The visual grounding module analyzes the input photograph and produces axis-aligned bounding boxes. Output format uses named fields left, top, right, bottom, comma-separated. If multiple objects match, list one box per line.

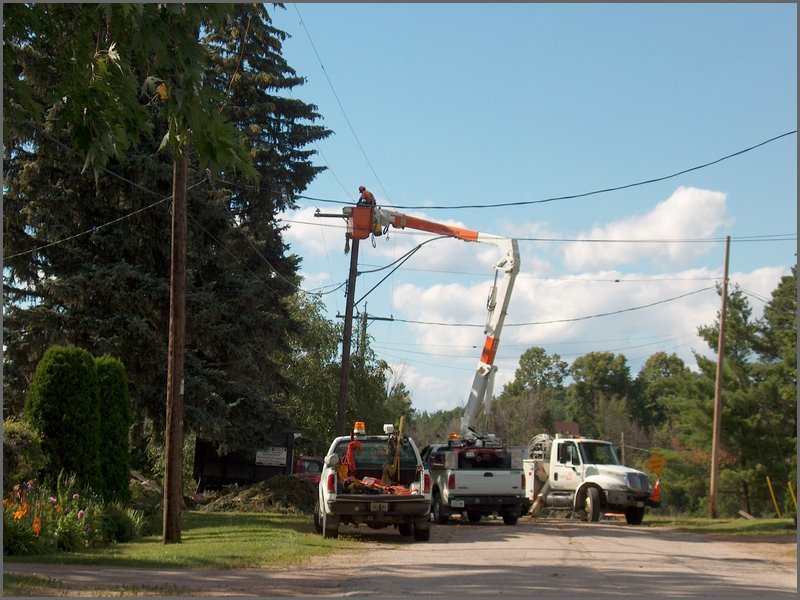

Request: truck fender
left=574, top=482, right=604, bottom=512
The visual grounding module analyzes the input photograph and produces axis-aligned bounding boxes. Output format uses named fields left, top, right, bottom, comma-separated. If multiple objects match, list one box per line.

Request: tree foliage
left=3, top=5, right=331, bottom=458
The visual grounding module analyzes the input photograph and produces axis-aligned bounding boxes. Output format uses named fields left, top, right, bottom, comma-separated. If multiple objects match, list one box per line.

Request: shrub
left=97, top=502, right=143, bottom=544
left=95, top=355, right=133, bottom=502
left=24, top=346, right=102, bottom=494
left=2, top=416, right=46, bottom=496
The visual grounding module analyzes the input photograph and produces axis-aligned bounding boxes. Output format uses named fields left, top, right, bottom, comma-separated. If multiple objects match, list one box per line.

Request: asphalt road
left=4, top=517, right=797, bottom=597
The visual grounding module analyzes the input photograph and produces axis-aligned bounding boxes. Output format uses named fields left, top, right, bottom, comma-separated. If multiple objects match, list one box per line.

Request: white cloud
left=563, top=187, right=734, bottom=271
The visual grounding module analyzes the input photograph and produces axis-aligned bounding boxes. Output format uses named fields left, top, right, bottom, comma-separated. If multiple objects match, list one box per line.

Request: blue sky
left=270, top=3, right=797, bottom=416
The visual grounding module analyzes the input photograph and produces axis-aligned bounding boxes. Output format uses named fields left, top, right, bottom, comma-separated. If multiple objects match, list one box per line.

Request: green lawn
left=3, top=511, right=361, bottom=570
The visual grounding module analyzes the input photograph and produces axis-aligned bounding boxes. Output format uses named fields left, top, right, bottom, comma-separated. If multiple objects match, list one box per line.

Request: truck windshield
left=578, top=442, right=620, bottom=465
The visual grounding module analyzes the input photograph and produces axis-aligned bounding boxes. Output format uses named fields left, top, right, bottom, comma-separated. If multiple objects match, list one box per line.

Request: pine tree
left=3, top=5, right=331, bottom=456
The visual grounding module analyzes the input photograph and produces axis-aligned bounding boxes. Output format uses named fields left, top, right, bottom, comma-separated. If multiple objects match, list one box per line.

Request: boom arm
left=342, top=205, right=520, bottom=439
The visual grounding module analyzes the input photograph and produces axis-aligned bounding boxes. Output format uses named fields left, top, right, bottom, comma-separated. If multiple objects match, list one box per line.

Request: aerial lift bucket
left=348, top=206, right=375, bottom=240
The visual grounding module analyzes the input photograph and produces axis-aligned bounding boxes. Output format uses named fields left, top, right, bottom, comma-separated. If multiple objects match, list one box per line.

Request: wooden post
left=163, top=152, right=188, bottom=543
left=709, top=235, right=730, bottom=519
left=337, top=237, right=360, bottom=436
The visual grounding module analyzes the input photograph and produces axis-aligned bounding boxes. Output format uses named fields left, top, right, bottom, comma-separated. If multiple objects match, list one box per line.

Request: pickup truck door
left=549, top=441, right=582, bottom=491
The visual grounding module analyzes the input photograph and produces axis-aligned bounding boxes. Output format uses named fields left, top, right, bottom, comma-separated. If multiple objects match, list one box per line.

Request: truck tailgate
left=449, top=470, right=524, bottom=496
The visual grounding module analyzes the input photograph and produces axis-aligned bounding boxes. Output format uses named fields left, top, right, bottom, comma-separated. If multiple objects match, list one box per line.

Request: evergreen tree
left=95, top=355, right=133, bottom=502
left=4, top=5, right=331, bottom=455
left=24, top=346, right=102, bottom=493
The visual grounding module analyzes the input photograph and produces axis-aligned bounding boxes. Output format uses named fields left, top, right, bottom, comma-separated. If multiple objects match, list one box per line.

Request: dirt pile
left=197, top=475, right=316, bottom=514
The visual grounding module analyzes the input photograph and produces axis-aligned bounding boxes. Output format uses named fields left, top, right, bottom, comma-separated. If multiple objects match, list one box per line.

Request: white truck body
left=315, top=424, right=432, bottom=541
left=423, top=442, right=530, bottom=525
left=523, top=433, right=658, bottom=525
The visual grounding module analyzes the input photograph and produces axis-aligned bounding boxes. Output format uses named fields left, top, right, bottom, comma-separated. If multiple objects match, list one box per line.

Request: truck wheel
left=585, top=487, right=601, bottom=522
left=432, top=492, right=449, bottom=524
left=414, top=525, right=431, bottom=541
left=502, top=512, right=519, bottom=525
left=625, top=506, right=645, bottom=525
left=398, top=523, right=413, bottom=536
left=322, top=512, right=339, bottom=539
left=467, top=510, right=482, bottom=523
left=313, top=502, right=323, bottom=534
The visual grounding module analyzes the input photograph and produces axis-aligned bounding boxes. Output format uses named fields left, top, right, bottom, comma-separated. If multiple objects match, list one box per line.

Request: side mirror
left=324, top=453, right=340, bottom=466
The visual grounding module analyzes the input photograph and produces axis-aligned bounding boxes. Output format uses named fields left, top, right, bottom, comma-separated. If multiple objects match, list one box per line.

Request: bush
left=2, top=417, right=46, bottom=496
left=97, top=502, right=142, bottom=544
left=95, top=355, right=133, bottom=502
left=24, top=346, right=102, bottom=493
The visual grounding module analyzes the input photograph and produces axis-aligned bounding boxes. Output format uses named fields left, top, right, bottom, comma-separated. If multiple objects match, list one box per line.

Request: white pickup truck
left=314, top=422, right=432, bottom=541
left=421, top=438, right=530, bottom=525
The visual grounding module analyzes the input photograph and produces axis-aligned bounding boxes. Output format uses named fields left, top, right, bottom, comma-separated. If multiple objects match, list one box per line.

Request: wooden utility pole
left=709, top=235, right=731, bottom=519
left=337, top=237, right=360, bottom=436
left=163, top=152, right=189, bottom=543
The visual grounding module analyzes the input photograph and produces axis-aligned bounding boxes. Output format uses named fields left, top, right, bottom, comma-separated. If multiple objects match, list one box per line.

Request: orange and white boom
left=343, top=205, right=520, bottom=440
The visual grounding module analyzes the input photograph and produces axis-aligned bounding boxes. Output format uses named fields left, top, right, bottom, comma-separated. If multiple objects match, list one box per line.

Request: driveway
left=4, top=518, right=796, bottom=597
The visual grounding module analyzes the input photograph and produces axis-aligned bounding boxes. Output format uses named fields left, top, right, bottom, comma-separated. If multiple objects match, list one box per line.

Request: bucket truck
left=320, top=204, right=529, bottom=524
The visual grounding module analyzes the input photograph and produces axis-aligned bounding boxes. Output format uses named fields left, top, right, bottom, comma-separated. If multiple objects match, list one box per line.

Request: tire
left=322, top=511, right=339, bottom=539
left=313, top=502, right=323, bottom=534
left=584, top=487, right=601, bottom=523
left=467, top=510, right=482, bottom=523
left=432, top=492, right=449, bottom=524
left=502, top=512, right=519, bottom=525
left=414, top=525, right=431, bottom=541
left=625, top=506, right=645, bottom=525
left=398, top=523, right=413, bottom=536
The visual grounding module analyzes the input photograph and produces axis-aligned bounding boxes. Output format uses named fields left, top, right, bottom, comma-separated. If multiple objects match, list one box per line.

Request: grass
left=3, top=510, right=361, bottom=570
left=645, top=515, right=797, bottom=537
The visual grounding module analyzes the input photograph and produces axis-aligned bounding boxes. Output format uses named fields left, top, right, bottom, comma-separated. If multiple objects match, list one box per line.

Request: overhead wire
left=295, top=129, right=797, bottom=209
left=385, top=286, right=716, bottom=328
left=293, top=3, right=392, bottom=204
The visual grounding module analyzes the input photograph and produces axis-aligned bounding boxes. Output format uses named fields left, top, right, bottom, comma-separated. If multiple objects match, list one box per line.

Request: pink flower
left=49, top=497, right=57, bottom=504
left=72, top=494, right=80, bottom=500
left=77, top=510, right=85, bottom=519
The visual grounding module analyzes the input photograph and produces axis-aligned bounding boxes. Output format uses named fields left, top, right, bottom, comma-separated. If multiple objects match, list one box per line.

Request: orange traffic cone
left=649, top=479, right=661, bottom=504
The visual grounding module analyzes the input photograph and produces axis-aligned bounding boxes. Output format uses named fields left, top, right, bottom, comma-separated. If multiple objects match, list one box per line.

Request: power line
left=385, top=286, right=716, bottom=328
left=295, top=130, right=797, bottom=209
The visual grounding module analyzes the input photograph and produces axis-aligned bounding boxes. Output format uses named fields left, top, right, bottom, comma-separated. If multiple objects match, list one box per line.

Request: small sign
left=646, top=453, right=667, bottom=474
left=255, top=447, right=287, bottom=467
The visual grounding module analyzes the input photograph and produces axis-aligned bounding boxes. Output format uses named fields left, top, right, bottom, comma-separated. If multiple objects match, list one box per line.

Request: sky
left=269, top=3, right=797, bottom=416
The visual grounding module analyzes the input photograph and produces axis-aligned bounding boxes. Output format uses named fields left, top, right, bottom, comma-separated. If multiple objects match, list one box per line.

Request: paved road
left=4, top=517, right=797, bottom=597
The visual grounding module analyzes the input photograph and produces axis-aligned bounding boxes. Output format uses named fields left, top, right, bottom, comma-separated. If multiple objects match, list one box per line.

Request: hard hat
left=359, top=185, right=366, bottom=192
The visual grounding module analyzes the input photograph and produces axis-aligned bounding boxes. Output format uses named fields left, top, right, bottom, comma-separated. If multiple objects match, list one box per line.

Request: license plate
left=451, top=499, right=465, bottom=508
left=370, top=502, right=388, bottom=511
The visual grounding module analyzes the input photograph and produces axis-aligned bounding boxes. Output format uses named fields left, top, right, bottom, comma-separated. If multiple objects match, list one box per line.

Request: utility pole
left=163, top=152, right=188, bottom=543
left=337, top=237, right=360, bottom=436
left=709, top=235, right=731, bottom=519
left=358, top=303, right=368, bottom=359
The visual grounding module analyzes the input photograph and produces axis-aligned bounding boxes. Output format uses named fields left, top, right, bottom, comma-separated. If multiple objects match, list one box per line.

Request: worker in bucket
left=357, top=185, right=375, bottom=206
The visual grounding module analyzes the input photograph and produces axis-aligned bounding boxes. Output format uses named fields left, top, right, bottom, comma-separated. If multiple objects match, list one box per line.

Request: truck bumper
left=447, top=495, right=531, bottom=515
left=326, top=494, right=430, bottom=524
left=604, top=490, right=651, bottom=509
